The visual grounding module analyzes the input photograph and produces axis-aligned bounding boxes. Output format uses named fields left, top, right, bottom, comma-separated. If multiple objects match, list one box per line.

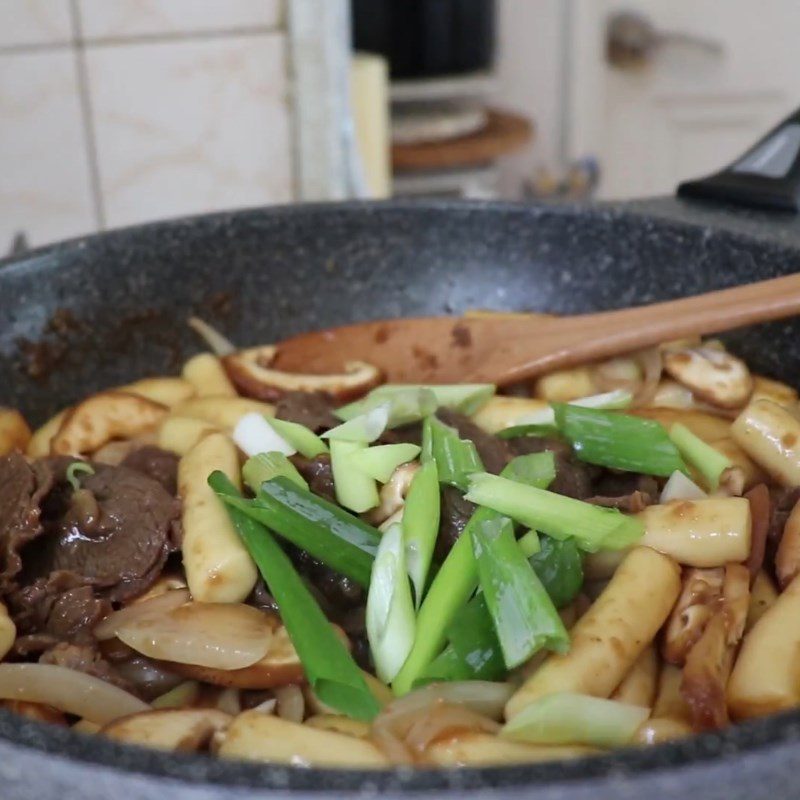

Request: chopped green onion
left=336, top=388, right=438, bottom=428
left=233, top=412, right=294, bottom=456
left=210, top=472, right=380, bottom=721
left=518, top=530, right=541, bottom=557
left=322, top=404, right=390, bottom=443
left=528, top=536, right=584, bottom=608
left=366, top=523, right=416, bottom=683
left=472, top=516, right=569, bottom=669
left=216, top=475, right=378, bottom=587
left=444, top=593, right=505, bottom=680
left=421, top=414, right=484, bottom=492
left=417, top=593, right=505, bottom=685
left=553, top=403, right=686, bottom=477
left=242, top=453, right=308, bottom=492
left=392, top=518, right=480, bottom=695
left=347, top=443, right=421, bottom=483
left=65, top=461, right=94, bottom=491
left=497, top=423, right=559, bottom=440
left=502, top=451, right=556, bottom=489
left=514, top=389, right=634, bottom=427
left=502, top=692, right=649, bottom=747
left=392, top=454, right=548, bottom=694
left=266, top=417, right=328, bottom=458
left=330, top=439, right=379, bottom=513
left=669, top=422, right=732, bottom=491
left=465, top=473, right=644, bottom=552
left=416, top=646, right=473, bottom=685
left=338, top=384, right=496, bottom=422
left=401, top=460, right=440, bottom=606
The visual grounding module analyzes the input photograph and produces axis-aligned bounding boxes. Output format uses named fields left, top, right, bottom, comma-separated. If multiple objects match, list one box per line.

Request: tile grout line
left=0, top=24, right=283, bottom=55
left=69, top=0, right=106, bottom=230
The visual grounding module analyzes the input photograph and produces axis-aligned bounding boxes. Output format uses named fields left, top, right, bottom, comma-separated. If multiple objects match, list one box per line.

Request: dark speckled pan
left=1, top=199, right=800, bottom=799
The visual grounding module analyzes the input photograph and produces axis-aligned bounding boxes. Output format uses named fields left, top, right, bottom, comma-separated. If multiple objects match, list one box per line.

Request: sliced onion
left=252, top=697, right=277, bottom=715
left=116, top=602, right=275, bottom=670
left=187, top=316, right=236, bottom=357
left=592, top=356, right=642, bottom=394
left=632, top=347, right=663, bottom=408
left=660, top=470, right=707, bottom=502
left=95, top=589, right=190, bottom=641
left=404, top=702, right=499, bottom=754
left=216, top=687, right=242, bottom=716
left=0, top=664, right=148, bottom=725
left=275, top=684, right=305, bottom=723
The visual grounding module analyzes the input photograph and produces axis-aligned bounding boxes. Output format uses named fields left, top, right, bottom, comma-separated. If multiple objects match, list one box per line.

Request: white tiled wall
left=0, top=0, right=293, bottom=251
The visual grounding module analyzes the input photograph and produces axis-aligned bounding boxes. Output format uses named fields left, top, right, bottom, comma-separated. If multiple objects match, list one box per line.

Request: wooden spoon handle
left=488, top=272, right=800, bottom=384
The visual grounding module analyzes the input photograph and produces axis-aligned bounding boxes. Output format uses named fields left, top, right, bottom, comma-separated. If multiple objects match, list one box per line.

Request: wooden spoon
left=272, top=273, right=800, bottom=386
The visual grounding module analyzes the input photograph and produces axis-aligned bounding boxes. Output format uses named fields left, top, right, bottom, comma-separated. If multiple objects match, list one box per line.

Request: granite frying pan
left=3, top=187, right=800, bottom=800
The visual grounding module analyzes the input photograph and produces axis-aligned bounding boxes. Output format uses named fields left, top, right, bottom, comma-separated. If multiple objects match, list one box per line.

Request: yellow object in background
left=351, top=53, right=391, bottom=199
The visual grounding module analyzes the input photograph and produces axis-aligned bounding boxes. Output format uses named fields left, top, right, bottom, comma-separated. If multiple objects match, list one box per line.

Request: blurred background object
left=2, top=0, right=799, bottom=250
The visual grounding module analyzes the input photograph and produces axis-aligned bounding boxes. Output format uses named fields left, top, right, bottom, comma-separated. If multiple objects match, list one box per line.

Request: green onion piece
left=445, top=593, right=506, bottom=681
left=336, top=388, right=439, bottom=428
left=323, top=404, right=390, bottom=443
left=366, top=523, right=416, bottom=683
left=502, top=692, right=649, bottom=747
left=421, top=414, right=484, bottom=491
left=210, top=472, right=380, bottom=721
left=217, top=475, right=378, bottom=587
left=514, top=389, right=634, bottom=427
left=528, top=536, right=584, bottom=608
left=502, top=451, right=556, bottom=489
left=553, top=403, right=686, bottom=477
left=266, top=417, right=328, bottom=457
left=392, top=453, right=547, bottom=694
left=330, top=439, right=379, bottom=513
left=465, top=473, right=644, bottom=552
left=669, top=422, right=732, bottom=491
left=392, top=520, right=480, bottom=695
left=518, top=530, right=541, bottom=557
left=337, top=384, right=496, bottom=422
left=402, top=460, right=441, bottom=606
left=65, top=461, right=94, bottom=491
left=242, top=453, right=308, bottom=492
left=416, top=646, right=473, bottom=685
left=347, top=443, right=421, bottom=483
left=472, top=516, right=569, bottom=669
left=416, top=593, right=505, bottom=685
left=497, top=423, right=559, bottom=440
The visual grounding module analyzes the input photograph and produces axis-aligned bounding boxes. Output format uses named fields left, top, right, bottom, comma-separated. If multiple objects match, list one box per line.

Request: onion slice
left=0, top=664, right=148, bottom=724
left=115, top=602, right=275, bottom=670
left=382, top=681, right=513, bottom=723
left=660, top=470, right=707, bottom=503
left=95, top=589, right=190, bottom=641
left=632, top=347, right=663, bottom=407
left=187, top=316, right=236, bottom=357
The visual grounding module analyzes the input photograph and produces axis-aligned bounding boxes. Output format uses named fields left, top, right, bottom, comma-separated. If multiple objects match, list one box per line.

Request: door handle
left=606, top=10, right=724, bottom=70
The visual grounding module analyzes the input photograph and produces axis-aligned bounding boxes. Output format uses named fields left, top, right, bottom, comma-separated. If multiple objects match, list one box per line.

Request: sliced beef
left=39, top=642, right=134, bottom=693
left=769, top=487, right=800, bottom=542
left=586, top=473, right=659, bottom=513
left=121, top=446, right=179, bottom=495
left=275, top=391, right=339, bottom=432
left=436, top=486, right=477, bottom=562
left=0, top=454, right=52, bottom=592
left=436, top=409, right=510, bottom=474
left=247, top=578, right=280, bottom=615
left=291, top=454, right=336, bottom=502
left=287, top=546, right=364, bottom=612
left=25, top=464, right=180, bottom=602
left=507, top=434, right=598, bottom=499
left=380, top=421, right=423, bottom=447
left=10, top=570, right=111, bottom=654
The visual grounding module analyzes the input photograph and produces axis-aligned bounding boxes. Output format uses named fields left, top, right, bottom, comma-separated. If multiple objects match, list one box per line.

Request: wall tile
left=0, top=0, right=73, bottom=49
left=79, top=0, right=282, bottom=40
left=85, top=34, right=292, bottom=229
left=0, top=50, right=95, bottom=249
